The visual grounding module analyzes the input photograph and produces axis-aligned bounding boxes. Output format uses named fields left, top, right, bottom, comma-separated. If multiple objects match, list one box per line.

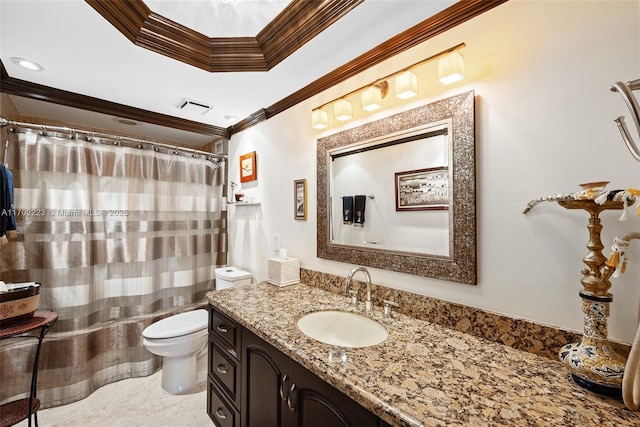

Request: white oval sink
left=297, top=310, right=388, bottom=348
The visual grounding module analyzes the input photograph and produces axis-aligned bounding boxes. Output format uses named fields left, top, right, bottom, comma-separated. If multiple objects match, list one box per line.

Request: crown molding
left=229, top=109, right=268, bottom=135
left=0, top=65, right=229, bottom=138
left=86, top=0, right=364, bottom=72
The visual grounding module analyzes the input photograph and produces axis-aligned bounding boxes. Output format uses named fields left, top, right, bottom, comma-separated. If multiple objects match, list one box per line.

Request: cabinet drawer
left=208, top=378, right=239, bottom=427
left=210, top=307, right=240, bottom=359
left=210, top=343, right=238, bottom=400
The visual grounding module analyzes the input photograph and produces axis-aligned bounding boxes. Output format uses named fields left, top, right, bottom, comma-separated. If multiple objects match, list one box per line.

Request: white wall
left=228, top=0, right=640, bottom=343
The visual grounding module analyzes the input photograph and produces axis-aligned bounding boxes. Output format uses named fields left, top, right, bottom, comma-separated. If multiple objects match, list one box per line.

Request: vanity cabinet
left=208, top=306, right=390, bottom=427
left=208, top=308, right=242, bottom=427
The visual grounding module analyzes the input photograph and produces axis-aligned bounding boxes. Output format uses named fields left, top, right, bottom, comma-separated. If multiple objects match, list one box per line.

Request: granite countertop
left=207, top=282, right=640, bottom=427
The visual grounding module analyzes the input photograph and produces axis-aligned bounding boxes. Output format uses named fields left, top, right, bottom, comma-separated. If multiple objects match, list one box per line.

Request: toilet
left=142, top=309, right=209, bottom=394
left=215, top=266, right=252, bottom=290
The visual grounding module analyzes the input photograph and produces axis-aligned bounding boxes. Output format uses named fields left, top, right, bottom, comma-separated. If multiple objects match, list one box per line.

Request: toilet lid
left=143, top=309, right=208, bottom=339
left=215, top=267, right=251, bottom=281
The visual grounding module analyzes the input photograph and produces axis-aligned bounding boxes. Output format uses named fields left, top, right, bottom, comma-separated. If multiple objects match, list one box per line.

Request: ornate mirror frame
left=316, top=90, right=476, bottom=285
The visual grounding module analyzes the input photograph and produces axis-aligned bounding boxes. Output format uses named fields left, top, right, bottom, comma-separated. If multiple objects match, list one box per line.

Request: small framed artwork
left=395, top=167, right=449, bottom=211
left=294, top=179, right=307, bottom=220
left=240, top=151, right=256, bottom=182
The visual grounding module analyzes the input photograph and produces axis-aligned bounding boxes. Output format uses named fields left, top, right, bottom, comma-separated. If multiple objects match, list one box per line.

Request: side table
left=0, top=311, right=57, bottom=427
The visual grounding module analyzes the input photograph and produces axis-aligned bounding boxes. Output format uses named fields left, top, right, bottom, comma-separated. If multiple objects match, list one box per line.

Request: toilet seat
left=143, top=328, right=208, bottom=347
left=143, top=309, right=208, bottom=339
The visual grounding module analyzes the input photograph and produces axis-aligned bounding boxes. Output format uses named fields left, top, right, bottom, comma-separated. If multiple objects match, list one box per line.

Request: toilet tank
left=215, top=267, right=251, bottom=290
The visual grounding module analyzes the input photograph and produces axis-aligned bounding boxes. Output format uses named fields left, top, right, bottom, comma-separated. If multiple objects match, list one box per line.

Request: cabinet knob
left=216, top=364, right=228, bottom=374
left=216, top=325, right=228, bottom=333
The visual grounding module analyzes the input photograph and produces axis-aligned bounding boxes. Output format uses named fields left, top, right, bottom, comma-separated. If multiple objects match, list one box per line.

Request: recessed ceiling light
left=224, top=115, right=240, bottom=124
left=113, top=117, right=138, bottom=126
left=10, top=57, right=44, bottom=71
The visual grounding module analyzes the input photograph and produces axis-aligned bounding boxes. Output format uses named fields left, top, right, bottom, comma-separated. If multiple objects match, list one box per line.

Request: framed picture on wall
left=294, top=179, right=307, bottom=220
left=240, top=151, right=256, bottom=182
left=395, top=167, right=449, bottom=211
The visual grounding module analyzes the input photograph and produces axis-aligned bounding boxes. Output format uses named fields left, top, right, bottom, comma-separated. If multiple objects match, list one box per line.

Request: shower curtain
left=0, top=130, right=227, bottom=407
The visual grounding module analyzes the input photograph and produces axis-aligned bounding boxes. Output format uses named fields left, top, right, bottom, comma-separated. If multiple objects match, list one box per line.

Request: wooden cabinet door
left=242, top=329, right=290, bottom=427
left=287, top=360, right=379, bottom=427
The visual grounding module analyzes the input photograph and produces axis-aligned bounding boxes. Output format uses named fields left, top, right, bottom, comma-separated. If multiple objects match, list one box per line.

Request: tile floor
left=14, top=371, right=211, bottom=427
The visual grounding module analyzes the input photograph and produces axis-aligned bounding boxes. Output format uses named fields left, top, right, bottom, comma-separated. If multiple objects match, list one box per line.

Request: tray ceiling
left=144, top=0, right=291, bottom=37
left=86, top=0, right=364, bottom=72
left=0, top=0, right=505, bottom=146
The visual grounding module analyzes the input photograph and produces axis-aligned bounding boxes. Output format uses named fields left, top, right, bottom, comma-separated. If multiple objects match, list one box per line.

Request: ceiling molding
left=86, top=0, right=364, bottom=72
left=229, top=109, right=269, bottom=135
left=0, top=60, right=8, bottom=79
left=0, top=61, right=229, bottom=139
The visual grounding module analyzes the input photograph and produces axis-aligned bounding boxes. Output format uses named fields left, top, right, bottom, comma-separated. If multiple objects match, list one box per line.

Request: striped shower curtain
left=0, top=130, right=227, bottom=407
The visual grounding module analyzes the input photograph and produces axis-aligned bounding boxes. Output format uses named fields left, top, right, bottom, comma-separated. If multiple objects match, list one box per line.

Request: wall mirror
left=317, top=91, right=476, bottom=285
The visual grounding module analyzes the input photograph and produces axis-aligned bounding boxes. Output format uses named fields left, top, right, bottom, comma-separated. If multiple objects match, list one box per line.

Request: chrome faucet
left=344, top=266, right=373, bottom=311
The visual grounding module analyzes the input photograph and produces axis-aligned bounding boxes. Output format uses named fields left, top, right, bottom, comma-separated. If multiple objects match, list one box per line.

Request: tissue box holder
left=267, top=258, right=300, bottom=287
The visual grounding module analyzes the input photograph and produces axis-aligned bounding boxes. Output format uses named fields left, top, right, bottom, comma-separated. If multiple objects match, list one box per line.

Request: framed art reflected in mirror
left=395, top=167, right=449, bottom=211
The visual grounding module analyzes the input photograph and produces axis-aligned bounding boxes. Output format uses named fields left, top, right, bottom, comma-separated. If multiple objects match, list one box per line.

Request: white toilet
left=142, top=309, right=209, bottom=394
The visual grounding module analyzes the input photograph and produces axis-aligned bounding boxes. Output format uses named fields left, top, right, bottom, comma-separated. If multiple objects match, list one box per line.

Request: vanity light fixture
left=311, top=109, right=329, bottom=129
left=361, top=86, right=383, bottom=111
left=394, top=70, right=418, bottom=100
left=310, top=42, right=466, bottom=129
left=334, top=99, right=353, bottom=121
left=438, top=51, right=465, bottom=85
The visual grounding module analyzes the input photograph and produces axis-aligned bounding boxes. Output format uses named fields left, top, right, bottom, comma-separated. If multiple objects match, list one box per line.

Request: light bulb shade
left=361, top=86, right=383, bottom=111
left=395, top=71, right=418, bottom=100
left=334, top=99, right=353, bottom=121
left=311, top=109, right=329, bottom=129
left=438, top=51, right=464, bottom=85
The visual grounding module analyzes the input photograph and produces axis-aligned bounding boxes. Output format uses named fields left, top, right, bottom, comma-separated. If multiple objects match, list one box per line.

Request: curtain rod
left=0, top=117, right=227, bottom=162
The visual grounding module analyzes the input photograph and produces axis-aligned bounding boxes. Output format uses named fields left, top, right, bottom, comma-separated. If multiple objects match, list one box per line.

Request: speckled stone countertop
left=207, top=283, right=640, bottom=427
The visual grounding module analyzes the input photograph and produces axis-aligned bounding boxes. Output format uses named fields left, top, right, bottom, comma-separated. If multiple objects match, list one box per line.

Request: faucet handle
left=383, top=300, right=400, bottom=318
left=349, top=290, right=358, bottom=306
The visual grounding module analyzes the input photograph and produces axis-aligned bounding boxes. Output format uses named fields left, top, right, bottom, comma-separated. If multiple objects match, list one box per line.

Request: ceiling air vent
left=178, top=98, right=212, bottom=115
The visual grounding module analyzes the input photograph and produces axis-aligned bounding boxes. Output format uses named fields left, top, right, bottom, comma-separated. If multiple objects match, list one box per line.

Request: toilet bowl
left=142, top=309, right=209, bottom=394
